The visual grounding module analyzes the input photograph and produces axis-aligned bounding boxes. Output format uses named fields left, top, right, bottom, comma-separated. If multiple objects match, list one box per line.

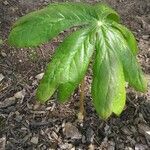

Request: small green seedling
left=8, top=3, right=147, bottom=119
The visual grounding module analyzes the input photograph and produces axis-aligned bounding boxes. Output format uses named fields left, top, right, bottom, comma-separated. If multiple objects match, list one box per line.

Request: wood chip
left=0, top=74, right=4, bottom=82
left=14, top=89, right=25, bottom=99
left=0, top=136, right=6, bottom=150
left=138, top=123, right=150, bottom=140
left=0, top=97, right=17, bottom=108
left=35, top=73, right=44, bottom=80
left=30, top=136, right=39, bottom=144
left=63, top=122, right=82, bottom=139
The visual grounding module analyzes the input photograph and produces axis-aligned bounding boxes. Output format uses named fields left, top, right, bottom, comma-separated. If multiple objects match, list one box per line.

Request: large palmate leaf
left=8, top=3, right=96, bottom=47
left=8, top=2, right=147, bottom=119
left=36, top=27, right=96, bottom=102
left=92, top=28, right=126, bottom=119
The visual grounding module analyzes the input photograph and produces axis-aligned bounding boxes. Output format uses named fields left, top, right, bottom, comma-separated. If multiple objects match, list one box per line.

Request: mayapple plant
left=8, top=3, right=147, bottom=119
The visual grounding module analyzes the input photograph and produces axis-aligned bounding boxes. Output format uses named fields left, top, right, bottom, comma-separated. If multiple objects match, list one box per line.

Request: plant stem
left=78, top=78, right=85, bottom=120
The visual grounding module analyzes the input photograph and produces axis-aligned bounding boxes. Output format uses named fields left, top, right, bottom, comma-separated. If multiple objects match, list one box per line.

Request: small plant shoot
left=8, top=3, right=147, bottom=119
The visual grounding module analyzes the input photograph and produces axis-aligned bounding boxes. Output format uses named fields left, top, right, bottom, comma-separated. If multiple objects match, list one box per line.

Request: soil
left=0, top=0, right=150, bottom=150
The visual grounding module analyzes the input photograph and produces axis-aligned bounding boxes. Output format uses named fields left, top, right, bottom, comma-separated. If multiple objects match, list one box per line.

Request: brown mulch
left=0, top=0, right=150, bottom=149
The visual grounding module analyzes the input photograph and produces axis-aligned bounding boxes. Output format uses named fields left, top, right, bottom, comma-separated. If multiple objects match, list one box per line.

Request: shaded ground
left=0, top=0, right=150, bottom=149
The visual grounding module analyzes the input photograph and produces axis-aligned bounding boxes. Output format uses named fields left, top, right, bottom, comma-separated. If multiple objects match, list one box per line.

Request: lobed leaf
left=105, top=26, right=147, bottom=92
left=8, top=3, right=96, bottom=47
left=92, top=28, right=126, bottom=119
left=112, top=22, right=138, bottom=55
left=36, top=27, right=96, bottom=102
left=58, top=28, right=96, bottom=102
left=94, top=3, right=120, bottom=22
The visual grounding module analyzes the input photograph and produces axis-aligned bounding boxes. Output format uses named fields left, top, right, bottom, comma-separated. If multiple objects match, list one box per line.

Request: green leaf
left=8, top=3, right=96, bottom=47
left=58, top=82, right=78, bottom=102
left=36, top=27, right=95, bottom=102
left=58, top=28, right=96, bottom=102
left=105, top=27, right=147, bottom=92
left=112, top=22, right=138, bottom=55
left=94, top=3, right=120, bottom=22
left=92, top=28, right=126, bottom=119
